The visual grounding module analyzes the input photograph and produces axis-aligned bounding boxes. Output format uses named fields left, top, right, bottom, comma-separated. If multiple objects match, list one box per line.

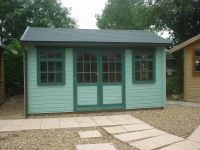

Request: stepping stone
left=107, top=115, right=133, bottom=125
left=187, top=125, right=200, bottom=143
left=104, top=126, right=127, bottom=134
left=122, top=124, right=153, bottom=132
left=76, top=143, right=117, bottom=150
left=160, top=140, right=200, bottom=150
left=114, top=129, right=167, bottom=142
left=130, top=134, right=184, bottom=150
left=78, top=130, right=102, bottom=138
left=75, top=117, right=98, bottom=127
left=40, top=118, right=60, bottom=129
left=123, top=115, right=144, bottom=124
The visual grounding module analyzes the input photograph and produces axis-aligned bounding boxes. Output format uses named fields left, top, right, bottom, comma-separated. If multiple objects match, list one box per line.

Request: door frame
left=73, top=48, right=126, bottom=112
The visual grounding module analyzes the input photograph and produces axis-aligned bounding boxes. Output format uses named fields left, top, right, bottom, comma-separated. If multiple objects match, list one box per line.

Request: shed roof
left=170, top=34, right=200, bottom=53
left=20, top=27, right=171, bottom=47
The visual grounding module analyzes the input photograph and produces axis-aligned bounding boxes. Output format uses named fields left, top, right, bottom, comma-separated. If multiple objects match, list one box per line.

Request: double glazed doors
left=74, top=49, right=125, bottom=111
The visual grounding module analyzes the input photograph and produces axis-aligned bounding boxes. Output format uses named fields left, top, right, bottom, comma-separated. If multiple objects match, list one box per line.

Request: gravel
left=0, top=127, right=136, bottom=150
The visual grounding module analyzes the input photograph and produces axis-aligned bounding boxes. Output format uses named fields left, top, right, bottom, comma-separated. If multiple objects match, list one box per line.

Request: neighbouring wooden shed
left=170, top=34, right=200, bottom=102
left=21, top=27, right=171, bottom=115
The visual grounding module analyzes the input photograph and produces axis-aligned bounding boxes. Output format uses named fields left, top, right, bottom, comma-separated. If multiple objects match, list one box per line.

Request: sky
left=61, top=0, right=108, bottom=29
left=61, top=0, right=169, bottom=39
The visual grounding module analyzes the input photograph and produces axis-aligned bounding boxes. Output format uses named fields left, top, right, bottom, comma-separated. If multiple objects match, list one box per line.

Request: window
left=102, top=52, right=122, bottom=83
left=38, top=49, right=65, bottom=84
left=133, top=50, right=155, bottom=83
left=193, top=49, right=200, bottom=75
left=76, top=51, right=98, bottom=83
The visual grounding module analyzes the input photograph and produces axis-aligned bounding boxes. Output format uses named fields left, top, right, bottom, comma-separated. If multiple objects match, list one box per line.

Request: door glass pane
left=109, top=62, right=115, bottom=72
left=55, top=51, right=62, bottom=58
left=56, top=61, right=62, bottom=71
left=84, top=62, right=90, bottom=72
left=109, top=73, right=115, bottom=82
left=48, top=51, right=55, bottom=58
left=77, top=52, right=84, bottom=61
left=103, top=73, right=108, bottom=82
left=102, top=62, right=108, bottom=72
left=84, top=73, right=90, bottom=82
left=84, top=52, right=90, bottom=61
left=77, top=73, right=83, bottom=82
left=77, top=62, right=83, bottom=72
left=91, top=73, right=97, bottom=82
left=91, top=62, right=97, bottom=72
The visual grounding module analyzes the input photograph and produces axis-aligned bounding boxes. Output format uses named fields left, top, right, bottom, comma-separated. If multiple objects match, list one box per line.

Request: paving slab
left=130, top=134, right=184, bottom=150
left=78, top=130, right=102, bottom=138
left=0, top=119, right=24, bottom=126
left=160, top=140, right=200, bottom=150
left=107, top=115, right=133, bottom=125
left=123, top=115, right=144, bottom=124
left=0, top=125, right=21, bottom=132
left=40, top=118, right=60, bottom=129
left=59, top=118, right=79, bottom=128
left=76, top=143, right=117, bottom=150
left=114, top=129, right=167, bottom=142
left=92, top=116, right=115, bottom=126
left=187, top=125, right=200, bottom=143
left=20, top=119, right=42, bottom=130
left=104, top=126, right=127, bottom=134
left=122, top=124, right=153, bottom=132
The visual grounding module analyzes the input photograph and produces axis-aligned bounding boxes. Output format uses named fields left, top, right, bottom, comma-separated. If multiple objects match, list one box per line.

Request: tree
left=96, top=0, right=153, bottom=30
left=0, top=0, right=76, bottom=42
left=149, top=0, right=200, bottom=43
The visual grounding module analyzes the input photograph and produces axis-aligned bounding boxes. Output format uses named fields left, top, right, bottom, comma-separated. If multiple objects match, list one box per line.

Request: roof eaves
left=170, top=34, right=200, bottom=53
left=20, top=26, right=30, bottom=41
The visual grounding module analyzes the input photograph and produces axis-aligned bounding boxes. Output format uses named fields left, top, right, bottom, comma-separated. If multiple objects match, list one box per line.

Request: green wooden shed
left=21, top=27, right=170, bottom=115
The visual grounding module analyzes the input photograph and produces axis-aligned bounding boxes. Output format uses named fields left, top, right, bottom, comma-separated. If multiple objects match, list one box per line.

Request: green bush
left=4, top=39, right=24, bottom=96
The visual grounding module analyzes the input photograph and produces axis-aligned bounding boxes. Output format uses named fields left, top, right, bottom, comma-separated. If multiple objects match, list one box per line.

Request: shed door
left=74, top=49, right=125, bottom=111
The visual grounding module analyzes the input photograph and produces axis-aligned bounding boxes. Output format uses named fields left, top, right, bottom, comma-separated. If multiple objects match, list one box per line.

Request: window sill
left=132, top=81, right=156, bottom=84
left=37, top=82, right=65, bottom=86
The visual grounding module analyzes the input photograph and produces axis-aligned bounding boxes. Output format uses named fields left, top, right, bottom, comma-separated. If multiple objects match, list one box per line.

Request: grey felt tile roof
left=21, top=27, right=171, bottom=46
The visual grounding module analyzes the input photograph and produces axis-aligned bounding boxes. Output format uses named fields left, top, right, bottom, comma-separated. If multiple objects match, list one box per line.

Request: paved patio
left=0, top=114, right=200, bottom=150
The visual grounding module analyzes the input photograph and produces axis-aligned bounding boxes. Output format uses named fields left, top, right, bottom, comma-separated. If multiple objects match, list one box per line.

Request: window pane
left=135, top=51, right=153, bottom=58
left=141, top=61, right=148, bottom=72
left=48, top=62, right=54, bottom=72
left=41, top=73, right=47, bottom=83
left=56, top=73, right=62, bottom=82
left=55, top=51, right=62, bottom=58
left=116, top=73, right=122, bottom=82
left=77, top=52, right=84, bottom=61
left=40, top=62, right=47, bottom=72
left=77, top=73, right=83, bottom=83
left=91, top=54, right=96, bottom=61
left=135, top=61, right=140, bottom=71
left=91, top=73, right=97, bottom=82
left=56, top=61, right=62, bottom=71
left=84, top=62, right=90, bottom=72
left=109, top=62, right=115, bottom=72
left=141, top=72, right=148, bottom=80
left=102, top=55, right=108, bottom=61
left=116, top=54, right=121, bottom=61
left=48, top=51, right=55, bottom=58
left=195, top=49, right=200, bottom=56
left=48, top=73, right=55, bottom=82
left=109, top=55, right=115, bottom=61
left=116, top=62, right=122, bottom=72
left=148, top=61, right=153, bottom=71
left=102, top=62, right=108, bottom=72
left=77, top=62, right=83, bottom=72
left=84, top=52, right=90, bottom=61
left=195, top=60, right=200, bottom=71
left=84, top=73, right=90, bottom=82
left=103, top=73, right=108, bottom=82
left=109, top=73, right=115, bottom=82
left=40, top=51, right=47, bottom=58
left=148, top=71, right=153, bottom=80
left=91, top=62, right=97, bottom=72
left=135, top=72, right=141, bottom=81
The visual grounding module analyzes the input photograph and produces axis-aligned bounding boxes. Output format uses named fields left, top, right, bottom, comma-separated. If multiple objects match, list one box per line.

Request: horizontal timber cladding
left=184, top=39, right=200, bottom=102
left=27, top=47, right=74, bottom=114
left=125, top=48, right=166, bottom=109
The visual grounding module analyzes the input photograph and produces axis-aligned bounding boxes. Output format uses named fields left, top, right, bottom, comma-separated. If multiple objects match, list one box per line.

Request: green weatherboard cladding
left=27, top=47, right=166, bottom=114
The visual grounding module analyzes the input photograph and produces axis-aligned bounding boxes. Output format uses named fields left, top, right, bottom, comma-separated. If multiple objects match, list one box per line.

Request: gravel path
left=0, top=98, right=200, bottom=138
left=0, top=127, right=136, bottom=150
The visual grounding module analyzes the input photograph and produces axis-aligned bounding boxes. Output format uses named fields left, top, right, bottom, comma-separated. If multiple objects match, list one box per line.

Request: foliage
left=4, top=39, right=24, bottom=95
left=96, top=0, right=153, bottom=30
left=0, top=0, right=76, bottom=42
